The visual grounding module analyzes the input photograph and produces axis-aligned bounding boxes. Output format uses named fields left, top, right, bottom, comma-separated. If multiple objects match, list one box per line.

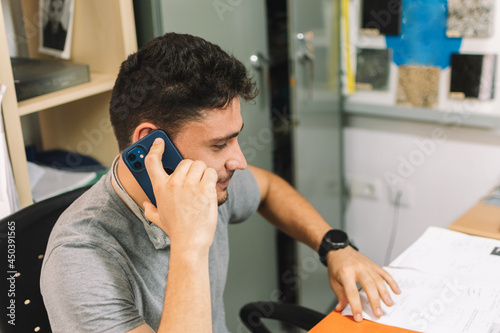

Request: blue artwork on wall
left=385, top=0, right=462, bottom=69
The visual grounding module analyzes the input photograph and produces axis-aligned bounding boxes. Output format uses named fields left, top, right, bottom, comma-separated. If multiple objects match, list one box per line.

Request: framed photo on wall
left=38, top=0, right=75, bottom=59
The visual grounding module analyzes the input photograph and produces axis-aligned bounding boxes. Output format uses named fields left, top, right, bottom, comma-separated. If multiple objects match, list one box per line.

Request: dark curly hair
left=110, top=32, right=258, bottom=151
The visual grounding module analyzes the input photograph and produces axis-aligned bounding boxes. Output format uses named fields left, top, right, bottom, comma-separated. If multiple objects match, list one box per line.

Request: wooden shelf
left=0, top=0, right=137, bottom=208
left=343, top=100, right=500, bottom=129
left=18, top=72, right=116, bottom=116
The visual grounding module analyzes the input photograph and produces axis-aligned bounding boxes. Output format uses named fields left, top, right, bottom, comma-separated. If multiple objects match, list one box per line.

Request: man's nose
left=226, top=142, right=248, bottom=171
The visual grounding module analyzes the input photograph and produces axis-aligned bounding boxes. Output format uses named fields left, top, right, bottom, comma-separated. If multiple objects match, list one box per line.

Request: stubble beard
left=218, top=193, right=229, bottom=206
left=217, top=170, right=235, bottom=206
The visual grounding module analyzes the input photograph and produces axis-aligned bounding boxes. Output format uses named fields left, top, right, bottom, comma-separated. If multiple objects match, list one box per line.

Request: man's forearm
left=157, top=246, right=212, bottom=332
left=142, top=144, right=218, bottom=332
left=251, top=166, right=401, bottom=322
left=251, top=166, right=331, bottom=251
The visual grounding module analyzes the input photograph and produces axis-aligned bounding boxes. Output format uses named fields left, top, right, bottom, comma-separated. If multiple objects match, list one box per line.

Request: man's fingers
left=379, top=267, right=401, bottom=295
left=359, top=274, right=384, bottom=318
left=330, top=280, right=348, bottom=312
left=201, top=167, right=218, bottom=189
left=184, top=160, right=210, bottom=185
left=373, top=277, right=395, bottom=307
left=143, top=201, right=160, bottom=224
left=184, top=162, right=217, bottom=200
left=372, top=268, right=400, bottom=307
left=341, top=278, right=363, bottom=322
left=144, top=137, right=168, bottom=186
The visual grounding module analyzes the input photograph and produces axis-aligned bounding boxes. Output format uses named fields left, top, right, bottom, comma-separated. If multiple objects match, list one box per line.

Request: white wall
left=343, top=115, right=500, bottom=266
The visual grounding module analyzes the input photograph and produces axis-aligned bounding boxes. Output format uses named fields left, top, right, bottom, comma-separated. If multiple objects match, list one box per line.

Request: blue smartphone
left=121, top=130, right=183, bottom=206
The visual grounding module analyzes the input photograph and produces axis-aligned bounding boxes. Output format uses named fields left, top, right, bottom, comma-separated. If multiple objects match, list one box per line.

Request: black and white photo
left=39, top=0, right=74, bottom=59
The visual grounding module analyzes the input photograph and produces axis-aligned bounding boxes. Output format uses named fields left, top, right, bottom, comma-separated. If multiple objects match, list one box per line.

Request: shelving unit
left=0, top=0, right=137, bottom=208
left=343, top=100, right=500, bottom=129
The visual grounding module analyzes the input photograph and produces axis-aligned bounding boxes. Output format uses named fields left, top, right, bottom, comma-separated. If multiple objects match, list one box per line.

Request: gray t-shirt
left=40, top=161, right=260, bottom=333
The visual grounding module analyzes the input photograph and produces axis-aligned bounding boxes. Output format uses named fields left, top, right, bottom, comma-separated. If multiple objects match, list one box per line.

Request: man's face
left=48, top=0, right=64, bottom=24
left=172, top=98, right=248, bottom=205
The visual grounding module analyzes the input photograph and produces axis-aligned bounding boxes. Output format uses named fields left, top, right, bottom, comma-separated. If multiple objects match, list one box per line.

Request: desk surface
left=310, top=192, right=500, bottom=332
left=449, top=200, right=500, bottom=240
left=309, top=311, right=418, bottom=332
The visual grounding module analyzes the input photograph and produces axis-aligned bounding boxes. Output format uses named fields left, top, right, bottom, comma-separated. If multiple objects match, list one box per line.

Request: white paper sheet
left=342, top=227, right=500, bottom=333
left=390, top=227, right=500, bottom=288
left=27, top=162, right=96, bottom=202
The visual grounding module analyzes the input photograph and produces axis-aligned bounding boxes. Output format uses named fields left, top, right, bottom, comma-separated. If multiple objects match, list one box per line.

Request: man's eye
left=213, top=143, right=227, bottom=150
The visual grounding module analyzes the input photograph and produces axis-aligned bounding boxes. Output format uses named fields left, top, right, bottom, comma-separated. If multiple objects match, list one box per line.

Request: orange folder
left=309, top=311, right=420, bottom=333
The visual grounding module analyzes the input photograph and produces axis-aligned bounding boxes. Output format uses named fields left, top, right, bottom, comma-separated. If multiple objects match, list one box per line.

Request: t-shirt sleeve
left=40, top=242, right=145, bottom=333
left=226, top=167, right=261, bottom=224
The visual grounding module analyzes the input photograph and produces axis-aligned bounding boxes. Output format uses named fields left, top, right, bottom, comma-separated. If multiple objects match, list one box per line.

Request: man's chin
left=217, top=191, right=228, bottom=206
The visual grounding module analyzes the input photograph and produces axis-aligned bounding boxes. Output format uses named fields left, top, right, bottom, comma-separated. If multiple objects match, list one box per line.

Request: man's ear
left=132, top=122, right=159, bottom=142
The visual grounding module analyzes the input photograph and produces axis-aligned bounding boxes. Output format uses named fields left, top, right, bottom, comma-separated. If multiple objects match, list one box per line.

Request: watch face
left=319, top=229, right=351, bottom=266
left=327, top=230, right=348, bottom=244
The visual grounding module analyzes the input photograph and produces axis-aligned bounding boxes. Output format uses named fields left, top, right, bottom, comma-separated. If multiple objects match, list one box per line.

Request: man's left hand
left=326, top=246, right=401, bottom=322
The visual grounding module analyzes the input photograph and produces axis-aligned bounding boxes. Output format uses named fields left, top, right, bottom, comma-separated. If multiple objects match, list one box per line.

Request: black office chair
left=0, top=186, right=91, bottom=333
left=239, top=301, right=327, bottom=332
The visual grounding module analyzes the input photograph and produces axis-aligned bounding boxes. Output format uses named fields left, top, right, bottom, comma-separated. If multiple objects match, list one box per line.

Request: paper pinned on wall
left=0, top=84, right=21, bottom=219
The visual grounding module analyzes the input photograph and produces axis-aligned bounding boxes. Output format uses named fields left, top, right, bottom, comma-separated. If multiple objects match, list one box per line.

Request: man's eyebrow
left=209, top=123, right=245, bottom=143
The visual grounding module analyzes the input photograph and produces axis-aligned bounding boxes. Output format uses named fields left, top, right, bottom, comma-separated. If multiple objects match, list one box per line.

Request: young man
left=41, top=33, right=400, bottom=332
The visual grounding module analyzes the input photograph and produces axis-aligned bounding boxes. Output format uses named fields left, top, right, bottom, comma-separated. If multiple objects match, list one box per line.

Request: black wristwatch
left=318, top=229, right=356, bottom=267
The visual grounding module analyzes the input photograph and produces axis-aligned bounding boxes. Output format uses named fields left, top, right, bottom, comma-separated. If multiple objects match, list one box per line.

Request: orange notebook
left=309, top=311, right=420, bottom=333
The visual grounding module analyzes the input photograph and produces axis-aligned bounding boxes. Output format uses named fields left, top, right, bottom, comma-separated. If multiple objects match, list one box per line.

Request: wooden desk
left=310, top=192, right=500, bottom=332
left=449, top=197, right=500, bottom=240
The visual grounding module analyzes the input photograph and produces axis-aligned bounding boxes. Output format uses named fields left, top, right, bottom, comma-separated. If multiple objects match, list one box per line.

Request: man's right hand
left=140, top=137, right=217, bottom=332
left=142, top=137, right=219, bottom=252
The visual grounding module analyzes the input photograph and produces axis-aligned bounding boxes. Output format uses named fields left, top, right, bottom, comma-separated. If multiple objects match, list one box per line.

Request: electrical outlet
left=347, top=176, right=382, bottom=200
left=388, top=182, right=415, bottom=207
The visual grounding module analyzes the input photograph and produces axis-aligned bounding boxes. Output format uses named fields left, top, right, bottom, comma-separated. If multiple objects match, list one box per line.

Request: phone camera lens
left=128, top=153, right=136, bottom=161
left=133, top=161, right=142, bottom=169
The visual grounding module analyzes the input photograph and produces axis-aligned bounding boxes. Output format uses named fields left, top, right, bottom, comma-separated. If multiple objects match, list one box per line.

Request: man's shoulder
left=231, top=167, right=257, bottom=186
left=227, top=167, right=259, bottom=203
left=58, top=174, right=117, bottom=224
left=47, top=174, right=134, bottom=250
left=223, top=167, right=260, bottom=224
